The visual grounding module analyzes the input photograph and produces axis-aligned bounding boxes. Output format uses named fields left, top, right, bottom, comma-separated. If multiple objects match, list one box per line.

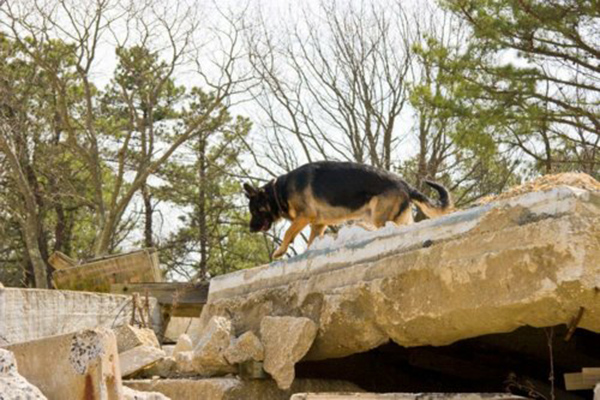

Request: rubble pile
left=0, top=173, right=599, bottom=399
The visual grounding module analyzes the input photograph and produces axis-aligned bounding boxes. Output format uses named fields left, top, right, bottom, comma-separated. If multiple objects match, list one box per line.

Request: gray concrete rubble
left=123, top=377, right=362, bottom=400
left=0, top=288, right=162, bottom=345
left=290, top=394, right=526, bottom=400
left=224, top=331, right=264, bottom=365
left=0, top=348, right=47, bottom=399
left=261, top=316, right=318, bottom=389
left=191, top=316, right=236, bottom=376
left=115, top=324, right=161, bottom=353
left=123, top=385, right=172, bottom=400
left=200, top=186, right=600, bottom=361
left=172, top=334, right=193, bottom=357
left=4, top=328, right=123, bottom=399
left=120, top=345, right=166, bottom=377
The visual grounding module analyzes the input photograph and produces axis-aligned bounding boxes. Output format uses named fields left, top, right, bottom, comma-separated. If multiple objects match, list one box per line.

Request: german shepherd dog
left=244, top=161, right=452, bottom=259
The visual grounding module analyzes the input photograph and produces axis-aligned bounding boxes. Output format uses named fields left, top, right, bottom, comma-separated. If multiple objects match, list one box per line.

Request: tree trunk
left=21, top=216, right=48, bottom=289
left=198, top=135, right=208, bottom=280
left=142, top=183, right=154, bottom=248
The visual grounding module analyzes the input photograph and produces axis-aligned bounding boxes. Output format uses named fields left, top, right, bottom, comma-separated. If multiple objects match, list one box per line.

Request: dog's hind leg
left=273, top=218, right=309, bottom=259
left=394, top=204, right=414, bottom=226
left=307, top=224, right=327, bottom=248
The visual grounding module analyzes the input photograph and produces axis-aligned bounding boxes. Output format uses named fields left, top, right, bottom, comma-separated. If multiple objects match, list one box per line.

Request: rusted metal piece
left=564, top=306, right=585, bottom=342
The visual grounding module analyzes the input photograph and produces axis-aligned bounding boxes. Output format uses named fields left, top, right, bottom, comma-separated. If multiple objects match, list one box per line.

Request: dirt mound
left=478, top=172, right=600, bottom=204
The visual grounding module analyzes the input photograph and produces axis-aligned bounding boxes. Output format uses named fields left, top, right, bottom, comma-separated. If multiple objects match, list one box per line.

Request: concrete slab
left=120, top=345, right=166, bottom=377
left=0, top=348, right=47, bottom=399
left=0, top=288, right=162, bottom=345
left=115, top=324, right=160, bottom=353
left=290, top=394, right=526, bottom=400
left=199, top=186, right=600, bottom=360
left=4, top=328, right=122, bottom=400
left=124, top=377, right=361, bottom=400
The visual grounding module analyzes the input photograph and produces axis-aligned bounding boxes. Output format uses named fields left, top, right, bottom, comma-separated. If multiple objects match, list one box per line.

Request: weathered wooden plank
left=564, top=372, right=594, bottom=391
left=111, top=282, right=208, bottom=317
left=53, top=249, right=162, bottom=292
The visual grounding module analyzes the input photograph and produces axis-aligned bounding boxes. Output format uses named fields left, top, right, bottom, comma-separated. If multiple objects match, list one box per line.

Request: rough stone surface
left=261, top=316, right=318, bottom=389
left=136, top=356, right=177, bottom=378
left=0, top=348, right=47, bottom=399
left=115, top=324, right=161, bottom=353
left=123, top=385, right=172, bottom=400
left=162, top=345, right=176, bottom=357
left=0, top=288, right=162, bottom=345
left=291, top=395, right=526, bottom=400
left=199, top=185, right=600, bottom=361
left=164, top=317, right=201, bottom=343
left=172, top=333, right=193, bottom=357
left=5, top=328, right=123, bottom=399
left=175, top=351, right=196, bottom=374
left=224, top=331, right=264, bottom=364
left=192, top=316, right=235, bottom=376
left=124, top=377, right=362, bottom=400
left=120, top=345, right=166, bottom=377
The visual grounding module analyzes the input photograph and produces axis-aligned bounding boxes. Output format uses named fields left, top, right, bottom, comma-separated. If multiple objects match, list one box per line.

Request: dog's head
left=244, top=183, right=277, bottom=232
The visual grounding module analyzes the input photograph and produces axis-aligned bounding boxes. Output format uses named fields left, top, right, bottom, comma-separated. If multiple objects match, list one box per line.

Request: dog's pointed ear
left=243, top=182, right=257, bottom=198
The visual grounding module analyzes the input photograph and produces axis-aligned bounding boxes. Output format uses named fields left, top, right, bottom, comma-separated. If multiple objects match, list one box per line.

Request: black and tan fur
left=244, top=161, right=452, bottom=259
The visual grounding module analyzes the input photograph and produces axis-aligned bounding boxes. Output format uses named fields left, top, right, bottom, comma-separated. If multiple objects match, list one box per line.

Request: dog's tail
left=409, top=180, right=452, bottom=219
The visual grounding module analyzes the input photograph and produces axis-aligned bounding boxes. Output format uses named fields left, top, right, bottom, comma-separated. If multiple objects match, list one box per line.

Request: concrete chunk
left=120, top=345, right=166, bottom=377
left=261, top=316, right=318, bottom=389
left=172, top=334, right=193, bottom=357
left=191, top=316, right=235, bottom=376
left=290, top=394, right=526, bottom=400
left=199, top=185, right=600, bottom=361
left=124, top=377, right=362, bottom=400
left=123, top=385, right=171, bottom=400
left=0, top=348, right=47, bottom=399
left=224, top=331, right=264, bottom=364
left=5, top=328, right=122, bottom=399
left=115, top=324, right=161, bottom=353
left=0, top=288, right=162, bottom=345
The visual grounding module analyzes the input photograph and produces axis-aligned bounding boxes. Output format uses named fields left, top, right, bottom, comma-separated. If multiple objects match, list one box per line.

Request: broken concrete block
left=120, top=345, right=166, bottom=377
left=172, top=333, right=193, bottom=357
left=123, top=385, right=171, bottom=400
left=261, top=316, right=318, bottom=390
left=115, top=324, right=161, bottom=353
left=0, top=281, right=4, bottom=288
left=162, top=345, right=176, bottom=357
left=224, top=331, right=264, bottom=364
left=5, top=328, right=123, bottom=399
left=0, top=348, right=47, bottom=399
left=175, top=351, right=195, bottom=374
left=0, top=288, right=162, bottom=345
left=192, top=316, right=235, bottom=375
left=163, top=317, right=202, bottom=343
left=137, top=356, right=177, bottom=378
left=124, top=377, right=362, bottom=400
left=199, top=184, right=600, bottom=361
left=290, top=394, right=526, bottom=400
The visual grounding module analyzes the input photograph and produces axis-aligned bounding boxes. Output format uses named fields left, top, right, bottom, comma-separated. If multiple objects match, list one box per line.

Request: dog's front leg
left=273, top=218, right=309, bottom=259
left=306, top=224, right=327, bottom=248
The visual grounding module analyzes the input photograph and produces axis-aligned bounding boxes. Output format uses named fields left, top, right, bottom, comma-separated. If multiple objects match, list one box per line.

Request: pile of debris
left=1, top=172, right=599, bottom=400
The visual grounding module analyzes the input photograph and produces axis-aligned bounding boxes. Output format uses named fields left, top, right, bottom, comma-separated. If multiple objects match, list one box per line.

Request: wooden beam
left=111, top=282, right=208, bottom=317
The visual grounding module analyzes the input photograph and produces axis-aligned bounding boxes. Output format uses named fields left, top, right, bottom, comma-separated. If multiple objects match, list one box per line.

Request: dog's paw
left=272, top=248, right=286, bottom=259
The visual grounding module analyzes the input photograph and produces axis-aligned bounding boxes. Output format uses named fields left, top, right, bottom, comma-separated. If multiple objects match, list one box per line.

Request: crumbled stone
left=120, top=346, right=166, bottom=377
left=261, top=316, right=318, bottom=389
left=173, top=334, right=193, bottom=357
left=0, top=349, right=47, bottom=400
left=192, top=316, right=235, bottom=376
left=123, top=385, right=171, bottom=400
left=224, top=331, right=264, bottom=365
left=115, top=324, right=161, bottom=353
